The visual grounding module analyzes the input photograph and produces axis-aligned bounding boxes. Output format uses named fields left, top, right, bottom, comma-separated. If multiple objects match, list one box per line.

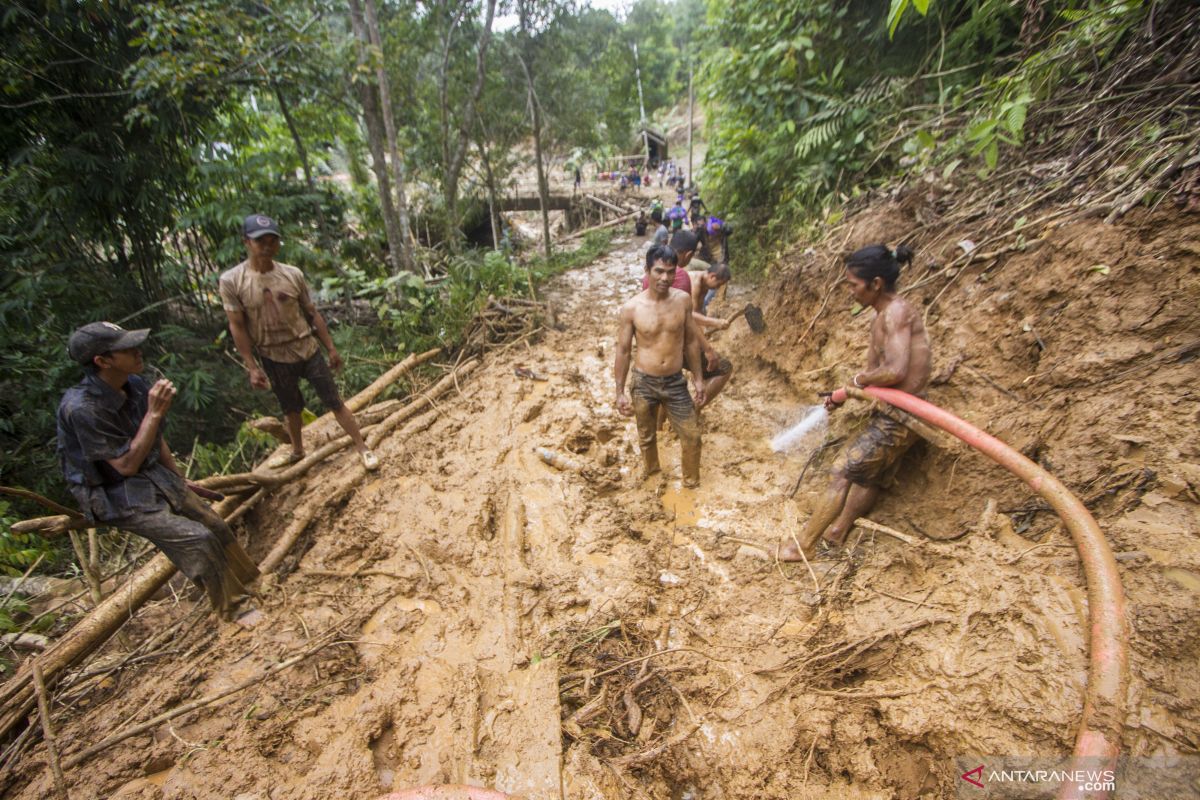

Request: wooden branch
left=32, top=661, right=69, bottom=800
left=62, top=637, right=338, bottom=769
left=366, top=361, right=478, bottom=449
left=344, top=346, right=442, bottom=413
left=0, top=488, right=79, bottom=518
left=560, top=211, right=636, bottom=242
left=583, top=193, right=626, bottom=215
left=853, top=518, right=918, bottom=546
left=10, top=516, right=87, bottom=535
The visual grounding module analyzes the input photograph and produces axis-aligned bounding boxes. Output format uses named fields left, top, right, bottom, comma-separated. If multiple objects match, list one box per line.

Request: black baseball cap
left=68, top=322, right=150, bottom=365
left=243, top=214, right=281, bottom=239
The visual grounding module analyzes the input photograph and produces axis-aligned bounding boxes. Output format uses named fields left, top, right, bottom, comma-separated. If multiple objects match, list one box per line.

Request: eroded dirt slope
left=8, top=203, right=1200, bottom=800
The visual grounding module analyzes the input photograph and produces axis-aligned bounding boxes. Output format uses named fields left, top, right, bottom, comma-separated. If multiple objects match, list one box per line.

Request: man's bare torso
left=628, top=288, right=692, bottom=375
left=870, top=296, right=932, bottom=394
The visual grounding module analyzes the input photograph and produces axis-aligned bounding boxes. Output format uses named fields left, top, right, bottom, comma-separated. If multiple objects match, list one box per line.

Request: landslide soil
left=8, top=195, right=1200, bottom=800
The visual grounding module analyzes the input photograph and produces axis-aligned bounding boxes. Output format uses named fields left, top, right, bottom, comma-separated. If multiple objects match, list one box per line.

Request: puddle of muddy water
left=1163, top=566, right=1200, bottom=593
left=661, top=485, right=700, bottom=526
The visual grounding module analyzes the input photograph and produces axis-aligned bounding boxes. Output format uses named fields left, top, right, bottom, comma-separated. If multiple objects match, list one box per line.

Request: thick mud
left=7, top=201, right=1199, bottom=800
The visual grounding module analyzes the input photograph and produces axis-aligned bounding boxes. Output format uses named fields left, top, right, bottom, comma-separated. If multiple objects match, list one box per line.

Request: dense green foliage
left=699, top=0, right=1177, bottom=272
left=0, top=0, right=693, bottom=508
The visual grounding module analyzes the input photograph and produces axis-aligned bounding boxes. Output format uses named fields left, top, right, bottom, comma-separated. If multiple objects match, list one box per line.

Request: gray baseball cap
left=243, top=213, right=281, bottom=239
left=68, top=322, right=150, bottom=365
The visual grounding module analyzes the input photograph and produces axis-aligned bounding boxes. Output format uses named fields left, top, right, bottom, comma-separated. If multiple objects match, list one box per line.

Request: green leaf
left=984, top=140, right=999, bottom=171
left=916, top=130, right=935, bottom=149
left=912, top=0, right=932, bottom=14
left=887, top=0, right=911, bottom=39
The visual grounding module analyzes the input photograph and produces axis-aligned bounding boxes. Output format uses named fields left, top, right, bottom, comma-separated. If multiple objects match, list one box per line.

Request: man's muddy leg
left=779, top=471, right=851, bottom=561
left=283, top=411, right=305, bottom=457
left=702, top=366, right=733, bottom=407
left=673, top=413, right=702, bottom=487
left=823, top=483, right=881, bottom=547
left=662, top=389, right=701, bottom=488
left=632, top=395, right=662, bottom=479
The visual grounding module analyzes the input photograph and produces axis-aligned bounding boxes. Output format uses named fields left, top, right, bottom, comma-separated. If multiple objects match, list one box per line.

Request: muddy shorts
left=701, top=356, right=732, bottom=381
left=260, top=351, right=343, bottom=415
left=833, top=410, right=920, bottom=489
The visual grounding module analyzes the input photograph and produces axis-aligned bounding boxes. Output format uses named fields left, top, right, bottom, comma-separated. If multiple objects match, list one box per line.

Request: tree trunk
left=517, top=52, right=552, bottom=257
left=363, top=0, right=417, bottom=274
left=271, top=78, right=353, bottom=310
left=348, top=0, right=407, bottom=275
left=476, top=132, right=501, bottom=250
left=439, top=0, right=497, bottom=251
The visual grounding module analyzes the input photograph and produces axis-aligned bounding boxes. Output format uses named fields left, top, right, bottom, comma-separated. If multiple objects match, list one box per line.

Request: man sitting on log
left=56, top=322, right=259, bottom=621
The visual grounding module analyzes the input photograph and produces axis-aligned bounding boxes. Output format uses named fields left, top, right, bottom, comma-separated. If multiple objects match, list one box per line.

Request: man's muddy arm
left=692, top=310, right=728, bottom=330
left=856, top=307, right=912, bottom=387
left=225, top=311, right=261, bottom=374
left=613, top=306, right=635, bottom=401
left=684, top=306, right=706, bottom=403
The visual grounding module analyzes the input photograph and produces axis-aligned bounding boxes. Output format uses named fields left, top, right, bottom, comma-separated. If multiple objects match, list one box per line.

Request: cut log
left=560, top=212, right=636, bottom=242
left=583, top=193, right=627, bottom=215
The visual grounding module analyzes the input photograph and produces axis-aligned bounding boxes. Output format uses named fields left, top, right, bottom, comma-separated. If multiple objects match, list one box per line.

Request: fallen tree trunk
left=0, top=553, right=176, bottom=743
left=560, top=212, right=636, bottom=242
left=345, top=346, right=442, bottom=413
left=367, top=361, right=478, bottom=449
left=583, top=193, right=627, bottom=215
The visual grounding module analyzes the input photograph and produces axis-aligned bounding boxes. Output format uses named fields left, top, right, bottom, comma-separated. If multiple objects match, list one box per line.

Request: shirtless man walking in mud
left=614, top=244, right=707, bottom=487
left=780, top=244, right=931, bottom=561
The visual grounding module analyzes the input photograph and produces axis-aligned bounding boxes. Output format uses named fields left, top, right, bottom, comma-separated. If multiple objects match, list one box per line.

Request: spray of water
left=770, top=404, right=829, bottom=453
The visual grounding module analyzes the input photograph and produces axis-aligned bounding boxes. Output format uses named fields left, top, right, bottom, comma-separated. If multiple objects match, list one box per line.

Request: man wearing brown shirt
left=219, top=214, right=379, bottom=471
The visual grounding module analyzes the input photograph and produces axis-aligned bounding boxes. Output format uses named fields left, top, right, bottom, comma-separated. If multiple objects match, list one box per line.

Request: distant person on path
left=704, top=216, right=731, bottom=265
left=688, top=193, right=708, bottom=228
left=779, top=244, right=931, bottom=562
left=666, top=199, right=688, bottom=232
left=635, top=211, right=648, bottom=236
left=651, top=209, right=670, bottom=247
left=57, top=323, right=259, bottom=620
left=220, top=214, right=379, bottom=472
left=615, top=245, right=706, bottom=487
left=573, top=166, right=581, bottom=190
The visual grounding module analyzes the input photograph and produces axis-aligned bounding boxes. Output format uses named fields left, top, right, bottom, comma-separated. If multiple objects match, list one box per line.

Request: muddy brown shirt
left=218, top=261, right=320, bottom=363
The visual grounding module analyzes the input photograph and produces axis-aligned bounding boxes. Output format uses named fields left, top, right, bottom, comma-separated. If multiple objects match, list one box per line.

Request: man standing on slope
left=779, top=244, right=931, bottom=562
left=220, top=214, right=379, bottom=472
left=615, top=245, right=706, bottom=488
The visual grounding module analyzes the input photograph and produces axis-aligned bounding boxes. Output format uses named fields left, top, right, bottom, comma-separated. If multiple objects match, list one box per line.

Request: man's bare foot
left=777, top=539, right=814, bottom=563
left=822, top=529, right=848, bottom=548
left=641, top=465, right=662, bottom=482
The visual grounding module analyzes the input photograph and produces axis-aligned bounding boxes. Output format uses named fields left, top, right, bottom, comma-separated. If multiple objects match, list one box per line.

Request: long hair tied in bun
left=846, top=243, right=914, bottom=291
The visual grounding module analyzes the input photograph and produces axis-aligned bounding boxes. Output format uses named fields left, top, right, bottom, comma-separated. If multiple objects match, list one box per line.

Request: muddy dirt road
left=11, top=218, right=1200, bottom=799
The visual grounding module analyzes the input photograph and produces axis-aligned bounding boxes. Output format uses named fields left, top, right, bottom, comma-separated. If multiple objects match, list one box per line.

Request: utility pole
left=687, top=62, right=694, bottom=189
left=633, top=40, right=648, bottom=166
